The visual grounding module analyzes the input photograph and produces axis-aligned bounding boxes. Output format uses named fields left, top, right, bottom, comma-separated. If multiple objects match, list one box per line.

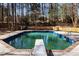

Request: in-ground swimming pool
left=3, top=31, right=75, bottom=50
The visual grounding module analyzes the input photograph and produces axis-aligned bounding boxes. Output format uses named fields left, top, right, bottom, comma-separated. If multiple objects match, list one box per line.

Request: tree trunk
left=71, top=3, right=78, bottom=27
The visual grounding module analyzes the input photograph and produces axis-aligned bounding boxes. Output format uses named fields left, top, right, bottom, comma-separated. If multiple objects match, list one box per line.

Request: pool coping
left=51, top=41, right=79, bottom=56
left=0, top=31, right=25, bottom=40
left=0, top=40, right=15, bottom=55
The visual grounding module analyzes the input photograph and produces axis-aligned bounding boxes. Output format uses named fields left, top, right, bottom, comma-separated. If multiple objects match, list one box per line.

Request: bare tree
left=70, top=3, right=78, bottom=27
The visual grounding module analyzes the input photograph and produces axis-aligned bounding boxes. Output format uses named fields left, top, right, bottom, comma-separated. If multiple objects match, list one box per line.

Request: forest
left=0, top=3, right=79, bottom=30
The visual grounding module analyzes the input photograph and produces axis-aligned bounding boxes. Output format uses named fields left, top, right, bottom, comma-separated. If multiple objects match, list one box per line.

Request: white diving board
left=32, top=39, right=47, bottom=56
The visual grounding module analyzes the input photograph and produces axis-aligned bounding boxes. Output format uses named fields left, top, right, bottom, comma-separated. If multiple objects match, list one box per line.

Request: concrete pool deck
left=0, top=30, right=79, bottom=56
left=0, top=31, right=25, bottom=40
left=0, top=40, right=15, bottom=55
left=63, top=41, right=79, bottom=56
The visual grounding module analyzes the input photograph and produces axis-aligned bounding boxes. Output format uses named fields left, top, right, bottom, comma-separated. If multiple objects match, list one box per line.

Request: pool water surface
left=3, top=31, right=75, bottom=50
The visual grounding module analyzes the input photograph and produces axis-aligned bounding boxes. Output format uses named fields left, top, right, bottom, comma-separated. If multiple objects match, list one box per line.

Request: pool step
left=32, top=39, right=47, bottom=56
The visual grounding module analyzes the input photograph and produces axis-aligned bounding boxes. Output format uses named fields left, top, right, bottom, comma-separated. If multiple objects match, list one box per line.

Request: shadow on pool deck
left=46, top=49, right=54, bottom=56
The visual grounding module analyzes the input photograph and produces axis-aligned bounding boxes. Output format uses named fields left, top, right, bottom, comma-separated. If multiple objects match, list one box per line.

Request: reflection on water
left=6, top=32, right=71, bottom=50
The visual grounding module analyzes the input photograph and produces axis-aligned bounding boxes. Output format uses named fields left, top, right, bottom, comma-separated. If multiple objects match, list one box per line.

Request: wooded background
left=0, top=3, right=79, bottom=30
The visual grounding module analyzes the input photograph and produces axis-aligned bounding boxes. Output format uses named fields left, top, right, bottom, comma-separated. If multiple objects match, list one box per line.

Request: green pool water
left=6, top=31, right=72, bottom=50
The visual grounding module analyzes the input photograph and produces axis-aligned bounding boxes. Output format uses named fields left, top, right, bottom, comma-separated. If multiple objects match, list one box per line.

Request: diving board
left=32, top=39, right=47, bottom=56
